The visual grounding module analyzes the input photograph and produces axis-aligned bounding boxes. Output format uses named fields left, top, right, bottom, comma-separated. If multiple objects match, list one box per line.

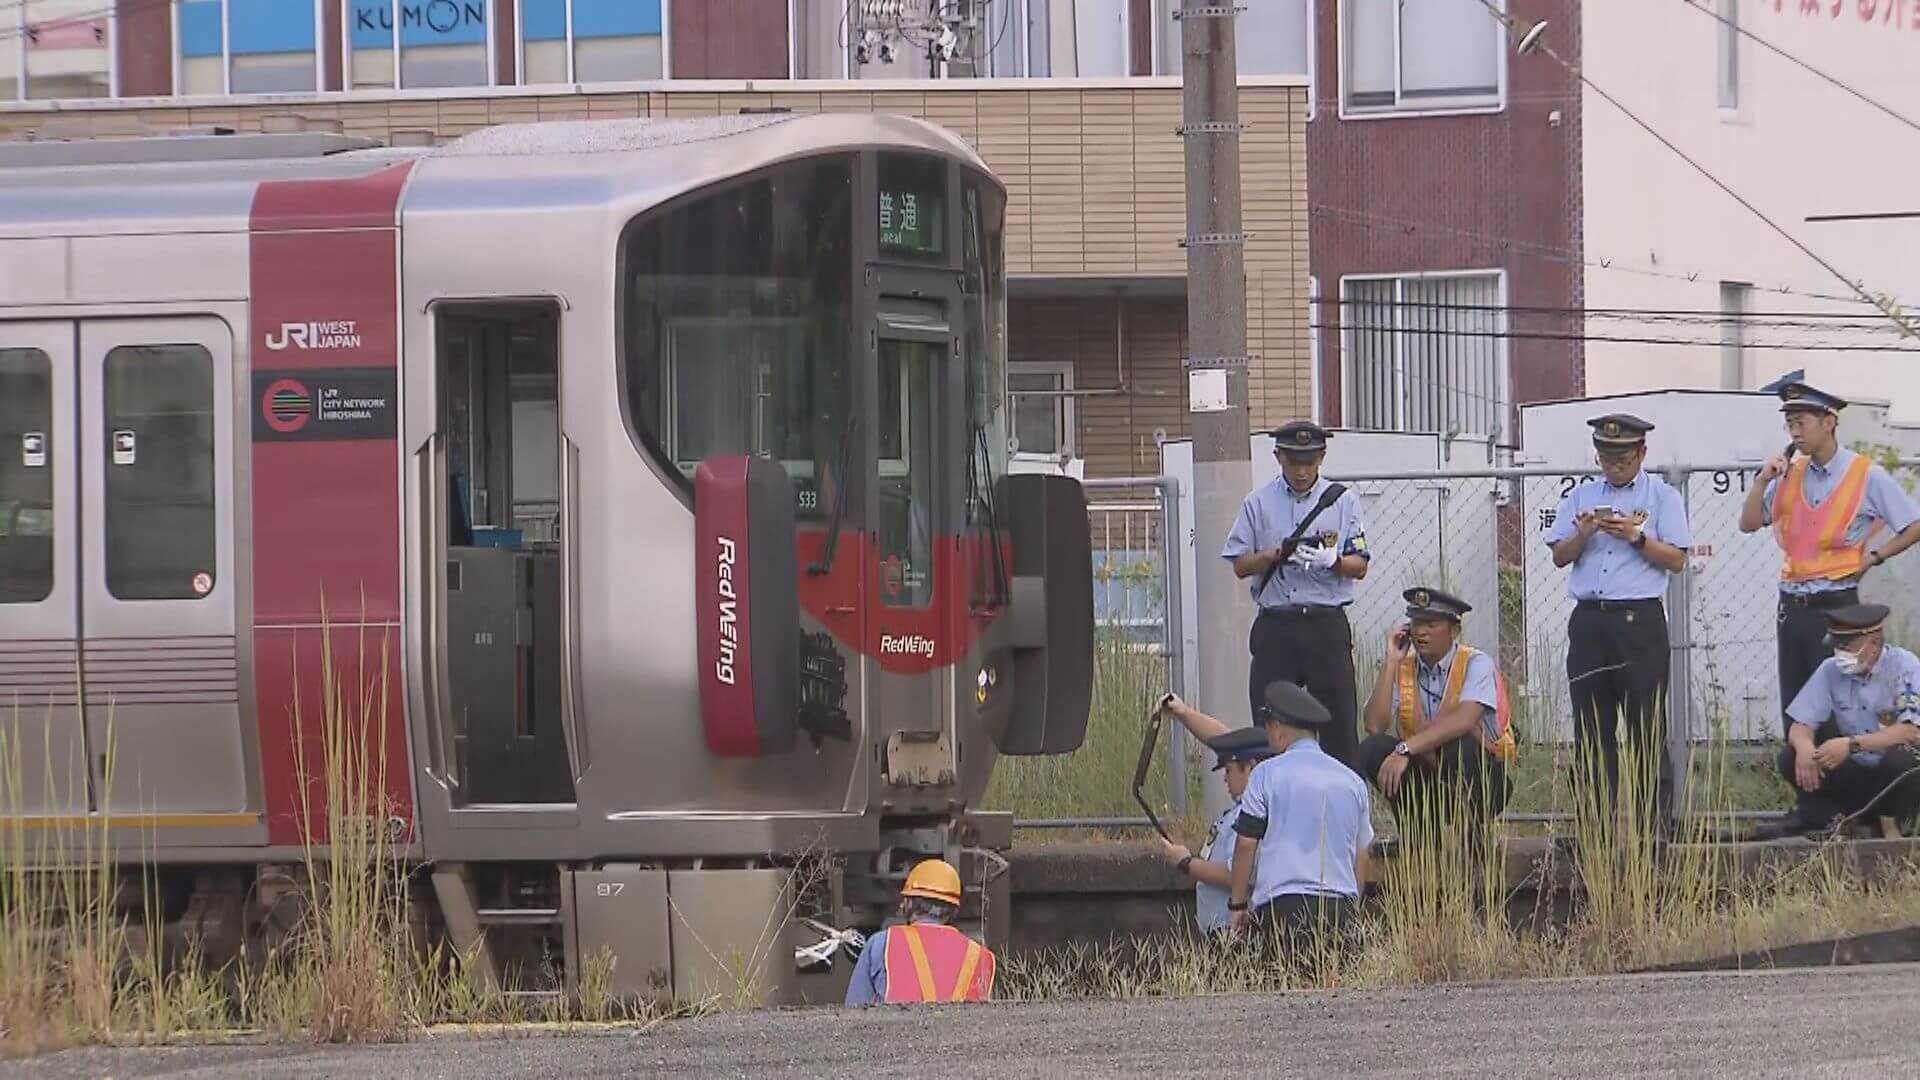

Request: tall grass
left=983, top=628, right=1203, bottom=826
left=999, top=707, right=1920, bottom=1000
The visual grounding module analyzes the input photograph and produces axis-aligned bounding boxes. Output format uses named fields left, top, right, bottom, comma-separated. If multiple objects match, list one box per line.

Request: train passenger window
left=102, top=345, right=216, bottom=602
left=0, top=349, right=53, bottom=604
left=877, top=339, right=935, bottom=609
left=622, top=155, right=854, bottom=518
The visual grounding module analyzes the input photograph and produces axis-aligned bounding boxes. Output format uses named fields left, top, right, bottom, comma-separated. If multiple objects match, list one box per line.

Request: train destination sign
left=253, top=369, right=398, bottom=442
left=878, top=186, right=942, bottom=257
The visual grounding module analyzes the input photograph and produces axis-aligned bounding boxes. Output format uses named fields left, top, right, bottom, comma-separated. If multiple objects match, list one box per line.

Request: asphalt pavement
left=8, top=964, right=1916, bottom=1079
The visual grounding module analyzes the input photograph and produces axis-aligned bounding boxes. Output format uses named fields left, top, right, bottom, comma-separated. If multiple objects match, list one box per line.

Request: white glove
left=1292, top=545, right=1339, bottom=572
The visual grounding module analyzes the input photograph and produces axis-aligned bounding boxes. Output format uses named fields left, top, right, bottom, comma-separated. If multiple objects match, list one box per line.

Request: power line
left=1312, top=321, right=1920, bottom=353
left=1311, top=295, right=1910, bottom=329
left=1311, top=205, right=1908, bottom=310
left=1468, top=0, right=1917, bottom=341
left=1677, top=0, right=1920, bottom=139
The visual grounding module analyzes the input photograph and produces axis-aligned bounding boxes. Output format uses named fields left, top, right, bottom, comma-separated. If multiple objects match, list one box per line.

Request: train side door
left=75, top=319, right=248, bottom=816
left=0, top=322, right=85, bottom=816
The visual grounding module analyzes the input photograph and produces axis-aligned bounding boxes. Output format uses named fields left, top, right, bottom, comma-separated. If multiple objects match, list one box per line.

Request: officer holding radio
left=1544, top=414, right=1690, bottom=837
left=1222, top=421, right=1371, bottom=770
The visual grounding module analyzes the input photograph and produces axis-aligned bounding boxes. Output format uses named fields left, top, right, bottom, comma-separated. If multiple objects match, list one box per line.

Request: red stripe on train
left=249, top=163, right=414, bottom=847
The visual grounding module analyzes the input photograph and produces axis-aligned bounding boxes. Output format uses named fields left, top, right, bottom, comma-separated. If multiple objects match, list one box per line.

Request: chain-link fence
left=1137, top=455, right=1920, bottom=820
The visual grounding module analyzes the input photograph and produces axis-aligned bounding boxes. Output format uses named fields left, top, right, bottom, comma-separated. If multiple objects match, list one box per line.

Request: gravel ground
left=8, top=964, right=1915, bottom=1079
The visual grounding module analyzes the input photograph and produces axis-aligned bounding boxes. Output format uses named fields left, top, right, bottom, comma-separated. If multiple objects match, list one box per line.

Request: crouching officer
left=1359, top=588, right=1517, bottom=830
left=1226, top=683, right=1374, bottom=944
left=1223, top=421, right=1371, bottom=769
left=1777, top=604, right=1920, bottom=838
left=1545, top=413, right=1690, bottom=834
left=1156, top=693, right=1276, bottom=934
left=845, top=859, right=995, bottom=1005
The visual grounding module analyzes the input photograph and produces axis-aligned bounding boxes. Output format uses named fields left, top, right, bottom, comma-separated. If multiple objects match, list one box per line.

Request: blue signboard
left=519, top=0, right=662, bottom=42
left=349, top=0, right=489, bottom=49
left=180, top=0, right=318, bottom=59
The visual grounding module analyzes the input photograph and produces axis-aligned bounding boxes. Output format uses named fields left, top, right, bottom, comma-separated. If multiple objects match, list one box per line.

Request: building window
left=518, top=0, right=664, bottom=83
left=10, top=1, right=113, bottom=101
left=1719, top=281, right=1750, bottom=389
left=179, top=1, right=322, bottom=96
left=1008, top=362, right=1075, bottom=460
left=1343, top=0, right=1503, bottom=114
left=1716, top=0, right=1739, bottom=110
left=346, top=0, right=494, bottom=90
left=1157, top=0, right=1310, bottom=78
left=840, top=0, right=1125, bottom=78
left=1342, top=272, right=1507, bottom=439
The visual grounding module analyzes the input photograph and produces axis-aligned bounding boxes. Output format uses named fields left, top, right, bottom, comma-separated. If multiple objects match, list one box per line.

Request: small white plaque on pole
left=1188, top=368, right=1228, bottom=413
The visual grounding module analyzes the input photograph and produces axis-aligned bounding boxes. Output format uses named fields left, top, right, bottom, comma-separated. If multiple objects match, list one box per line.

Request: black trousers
left=1250, top=607, right=1358, bottom=770
left=1775, top=729, right=1920, bottom=828
left=1358, top=734, right=1511, bottom=826
left=1567, top=599, right=1673, bottom=830
left=1250, top=892, right=1356, bottom=954
left=1778, top=589, right=1857, bottom=737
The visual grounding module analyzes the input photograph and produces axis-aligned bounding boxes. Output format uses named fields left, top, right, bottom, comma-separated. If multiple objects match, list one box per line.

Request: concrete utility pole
left=1178, top=0, right=1254, bottom=821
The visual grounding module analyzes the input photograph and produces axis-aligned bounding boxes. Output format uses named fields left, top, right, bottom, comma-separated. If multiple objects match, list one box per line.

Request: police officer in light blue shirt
left=1544, top=414, right=1690, bottom=836
left=1226, top=682, right=1374, bottom=943
left=1223, top=421, right=1372, bottom=769
left=1776, top=603, right=1920, bottom=837
left=1739, top=381, right=1920, bottom=771
left=1155, top=694, right=1275, bottom=934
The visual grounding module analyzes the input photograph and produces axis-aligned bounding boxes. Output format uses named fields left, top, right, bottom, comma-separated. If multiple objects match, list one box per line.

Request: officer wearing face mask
left=1776, top=603, right=1920, bottom=838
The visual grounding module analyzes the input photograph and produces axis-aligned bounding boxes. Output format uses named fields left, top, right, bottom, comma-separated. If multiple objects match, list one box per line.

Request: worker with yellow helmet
left=844, top=858, right=996, bottom=1006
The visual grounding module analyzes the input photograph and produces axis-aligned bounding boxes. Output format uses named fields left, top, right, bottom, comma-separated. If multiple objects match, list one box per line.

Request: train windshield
left=622, top=154, right=855, bottom=517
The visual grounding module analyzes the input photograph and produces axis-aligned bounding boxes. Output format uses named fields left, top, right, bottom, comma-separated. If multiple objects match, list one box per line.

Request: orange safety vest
left=1396, top=644, right=1518, bottom=764
left=882, top=924, right=995, bottom=1004
left=1772, top=455, right=1882, bottom=583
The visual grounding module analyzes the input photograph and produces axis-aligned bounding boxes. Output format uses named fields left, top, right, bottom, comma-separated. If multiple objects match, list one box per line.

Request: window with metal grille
left=1340, top=272, right=1507, bottom=440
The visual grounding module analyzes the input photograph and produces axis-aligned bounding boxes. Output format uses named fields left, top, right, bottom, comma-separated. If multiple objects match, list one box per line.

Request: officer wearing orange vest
left=1738, top=381, right=1920, bottom=758
left=844, top=858, right=995, bottom=1006
left=1743, top=380, right=1920, bottom=707
left=1358, top=588, right=1517, bottom=827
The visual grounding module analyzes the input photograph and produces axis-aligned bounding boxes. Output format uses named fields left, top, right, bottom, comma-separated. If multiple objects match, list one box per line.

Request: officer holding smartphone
left=1544, top=414, right=1690, bottom=838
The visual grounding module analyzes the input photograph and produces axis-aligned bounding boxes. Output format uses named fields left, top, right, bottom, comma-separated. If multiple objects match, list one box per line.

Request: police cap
left=1272, top=421, right=1331, bottom=456
left=1404, top=586, right=1472, bottom=623
left=1589, top=413, right=1654, bottom=448
left=1204, top=726, right=1276, bottom=770
left=1777, top=380, right=1847, bottom=415
left=1823, top=602, right=1889, bottom=638
left=1256, top=680, right=1332, bottom=730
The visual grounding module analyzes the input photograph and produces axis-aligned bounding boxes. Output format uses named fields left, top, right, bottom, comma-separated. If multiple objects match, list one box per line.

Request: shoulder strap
left=1254, top=482, right=1351, bottom=596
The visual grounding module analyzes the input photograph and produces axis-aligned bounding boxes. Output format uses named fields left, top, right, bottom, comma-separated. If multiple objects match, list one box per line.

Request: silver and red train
left=0, top=113, right=1092, bottom=1004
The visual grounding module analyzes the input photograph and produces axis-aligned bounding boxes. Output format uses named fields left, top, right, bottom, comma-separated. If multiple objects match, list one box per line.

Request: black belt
left=1779, top=588, right=1858, bottom=609
left=1258, top=604, right=1348, bottom=618
left=1576, top=597, right=1664, bottom=612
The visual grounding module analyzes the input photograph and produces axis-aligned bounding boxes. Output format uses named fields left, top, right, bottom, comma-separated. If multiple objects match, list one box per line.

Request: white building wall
left=1581, top=0, right=1920, bottom=422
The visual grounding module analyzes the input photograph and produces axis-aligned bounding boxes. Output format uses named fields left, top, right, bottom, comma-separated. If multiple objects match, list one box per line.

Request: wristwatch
left=1849, top=736, right=1862, bottom=755
left=1393, top=741, right=1411, bottom=758
left=1227, top=900, right=1249, bottom=912
left=1176, top=855, right=1195, bottom=876
left=1630, top=531, right=1649, bottom=550
left=1870, top=551, right=1886, bottom=567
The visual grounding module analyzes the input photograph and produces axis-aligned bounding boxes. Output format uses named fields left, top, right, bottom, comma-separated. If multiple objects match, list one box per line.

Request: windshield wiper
left=808, top=413, right=858, bottom=577
left=970, top=423, right=1011, bottom=610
